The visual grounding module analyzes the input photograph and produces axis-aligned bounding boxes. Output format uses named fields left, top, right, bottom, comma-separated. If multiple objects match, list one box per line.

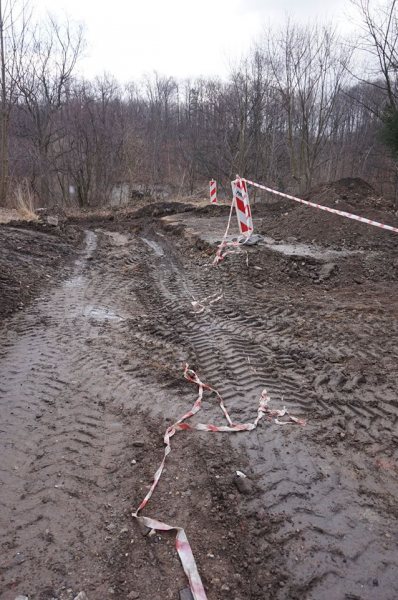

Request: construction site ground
left=1, top=178, right=398, bottom=600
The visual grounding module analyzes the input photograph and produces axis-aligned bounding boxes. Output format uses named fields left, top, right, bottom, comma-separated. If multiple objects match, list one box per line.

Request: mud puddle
left=83, top=305, right=124, bottom=322
left=258, top=234, right=367, bottom=260
left=141, top=237, right=164, bottom=256
left=102, top=230, right=130, bottom=246
left=63, top=230, right=98, bottom=289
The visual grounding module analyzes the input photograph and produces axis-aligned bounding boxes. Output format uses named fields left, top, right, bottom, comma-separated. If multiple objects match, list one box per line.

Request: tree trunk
left=0, top=0, right=8, bottom=206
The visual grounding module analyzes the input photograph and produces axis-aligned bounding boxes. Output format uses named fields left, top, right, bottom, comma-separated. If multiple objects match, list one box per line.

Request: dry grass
left=13, top=181, right=38, bottom=221
left=0, top=207, right=20, bottom=224
left=0, top=182, right=39, bottom=223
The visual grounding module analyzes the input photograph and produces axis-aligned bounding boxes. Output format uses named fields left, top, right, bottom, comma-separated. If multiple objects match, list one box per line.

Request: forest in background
left=0, top=0, right=398, bottom=208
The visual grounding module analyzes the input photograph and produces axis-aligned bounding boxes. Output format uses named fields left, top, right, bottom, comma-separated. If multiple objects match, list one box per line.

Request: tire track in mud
left=0, top=231, right=142, bottom=599
left=133, top=228, right=398, bottom=600
left=1, top=228, right=247, bottom=600
left=1, top=224, right=398, bottom=600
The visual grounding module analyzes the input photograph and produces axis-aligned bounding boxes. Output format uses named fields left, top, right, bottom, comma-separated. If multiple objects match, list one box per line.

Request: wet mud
left=1, top=187, right=398, bottom=599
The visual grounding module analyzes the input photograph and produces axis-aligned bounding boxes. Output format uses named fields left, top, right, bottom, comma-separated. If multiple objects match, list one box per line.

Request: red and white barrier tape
left=241, top=178, right=398, bottom=234
left=234, top=178, right=253, bottom=235
left=212, top=179, right=250, bottom=266
left=132, top=364, right=306, bottom=600
left=191, top=290, right=223, bottom=315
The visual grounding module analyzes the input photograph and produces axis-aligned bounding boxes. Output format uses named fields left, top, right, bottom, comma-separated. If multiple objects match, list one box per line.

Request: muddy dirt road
left=1, top=197, right=398, bottom=599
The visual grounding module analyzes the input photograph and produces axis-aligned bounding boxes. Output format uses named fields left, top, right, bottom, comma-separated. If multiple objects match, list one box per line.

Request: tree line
left=0, top=0, right=398, bottom=208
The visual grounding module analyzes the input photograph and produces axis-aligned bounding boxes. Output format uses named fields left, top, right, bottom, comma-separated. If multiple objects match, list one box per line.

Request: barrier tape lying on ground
left=132, top=364, right=306, bottom=600
left=191, top=290, right=223, bottom=315
left=240, top=178, right=398, bottom=233
left=212, top=178, right=250, bottom=266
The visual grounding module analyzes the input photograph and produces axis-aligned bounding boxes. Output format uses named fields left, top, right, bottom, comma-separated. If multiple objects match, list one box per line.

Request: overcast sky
left=34, top=0, right=358, bottom=82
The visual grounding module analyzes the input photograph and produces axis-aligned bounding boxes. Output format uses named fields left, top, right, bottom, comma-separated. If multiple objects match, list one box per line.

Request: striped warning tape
left=191, top=290, right=223, bottom=315
left=241, top=178, right=398, bottom=233
left=132, top=364, right=306, bottom=600
left=212, top=194, right=249, bottom=266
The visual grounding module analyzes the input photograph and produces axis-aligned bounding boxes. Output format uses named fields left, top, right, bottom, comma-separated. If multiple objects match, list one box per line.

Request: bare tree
left=0, top=9, right=396, bottom=208
left=15, top=12, right=85, bottom=204
left=349, top=1, right=398, bottom=200
left=0, top=0, right=30, bottom=205
left=351, top=0, right=398, bottom=109
left=260, top=20, right=352, bottom=191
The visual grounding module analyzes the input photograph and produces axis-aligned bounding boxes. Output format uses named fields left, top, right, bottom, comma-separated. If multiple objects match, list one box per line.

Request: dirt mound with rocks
left=36, top=204, right=68, bottom=227
left=195, top=203, right=232, bottom=217
left=68, top=201, right=197, bottom=231
left=306, top=177, right=382, bottom=209
left=132, top=201, right=195, bottom=218
left=255, top=177, right=398, bottom=250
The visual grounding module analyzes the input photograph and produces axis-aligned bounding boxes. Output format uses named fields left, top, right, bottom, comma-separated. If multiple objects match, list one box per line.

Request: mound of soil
left=195, top=203, right=233, bottom=217
left=37, top=204, right=68, bottom=227
left=5, top=216, right=67, bottom=235
left=306, top=177, right=383, bottom=210
left=69, top=202, right=197, bottom=229
left=255, top=178, right=398, bottom=250
left=0, top=223, right=79, bottom=320
left=132, top=201, right=195, bottom=218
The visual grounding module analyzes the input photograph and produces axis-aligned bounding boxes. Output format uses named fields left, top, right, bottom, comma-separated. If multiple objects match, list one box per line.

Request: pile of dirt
left=195, top=203, right=233, bottom=216
left=306, top=177, right=385, bottom=210
left=254, top=178, right=398, bottom=251
left=132, top=201, right=196, bottom=218
left=37, top=204, right=68, bottom=228
left=0, top=222, right=79, bottom=320
left=69, top=202, right=197, bottom=229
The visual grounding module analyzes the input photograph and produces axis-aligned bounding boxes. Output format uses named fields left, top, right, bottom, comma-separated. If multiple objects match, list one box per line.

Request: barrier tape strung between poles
left=132, top=364, right=306, bottom=600
left=240, top=178, right=398, bottom=234
left=212, top=175, right=397, bottom=269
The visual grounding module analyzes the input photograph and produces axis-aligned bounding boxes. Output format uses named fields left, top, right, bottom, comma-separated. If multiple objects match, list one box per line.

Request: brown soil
left=1, top=178, right=398, bottom=600
left=254, top=177, right=398, bottom=250
left=0, top=209, right=31, bottom=224
left=0, top=222, right=80, bottom=320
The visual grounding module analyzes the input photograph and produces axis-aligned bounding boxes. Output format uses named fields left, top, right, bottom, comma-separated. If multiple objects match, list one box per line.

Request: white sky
left=34, top=0, right=358, bottom=83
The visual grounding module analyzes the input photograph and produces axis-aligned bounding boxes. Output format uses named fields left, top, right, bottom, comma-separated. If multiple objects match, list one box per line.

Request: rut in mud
left=1, top=217, right=398, bottom=600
